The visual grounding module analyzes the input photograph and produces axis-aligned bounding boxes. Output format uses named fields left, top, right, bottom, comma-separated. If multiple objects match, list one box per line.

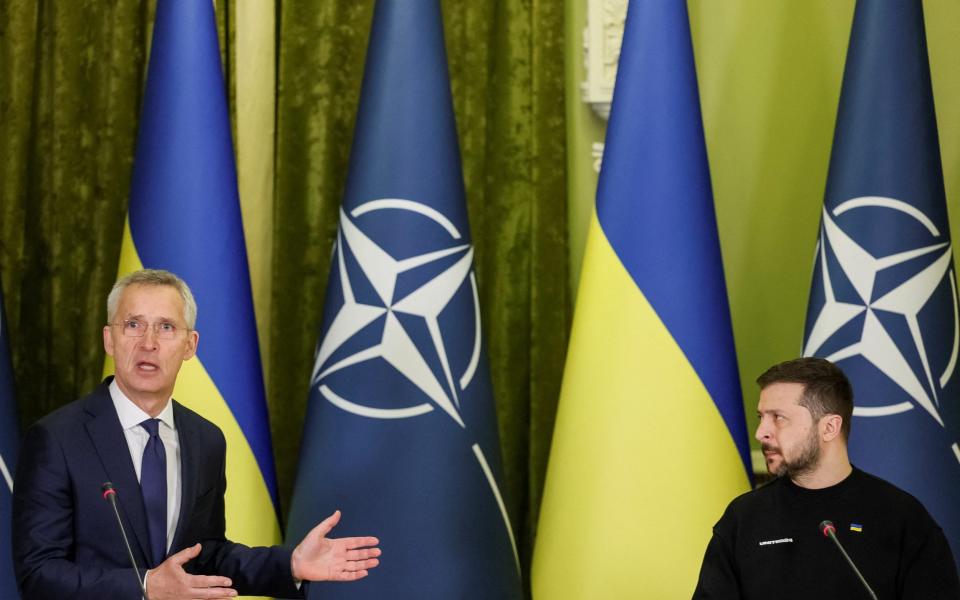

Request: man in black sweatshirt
left=693, top=357, right=959, bottom=599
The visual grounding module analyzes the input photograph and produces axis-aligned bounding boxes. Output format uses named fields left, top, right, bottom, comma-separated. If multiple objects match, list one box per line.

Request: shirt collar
left=109, top=379, right=175, bottom=431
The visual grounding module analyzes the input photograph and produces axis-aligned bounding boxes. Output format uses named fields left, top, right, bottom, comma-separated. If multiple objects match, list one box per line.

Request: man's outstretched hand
left=146, top=543, right=237, bottom=599
left=291, top=510, right=381, bottom=582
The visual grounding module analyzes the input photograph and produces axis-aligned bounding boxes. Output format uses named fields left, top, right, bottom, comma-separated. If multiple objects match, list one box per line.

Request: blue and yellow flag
left=107, top=0, right=280, bottom=563
left=532, top=2, right=751, bottom=597
left=0, top=286, right=19, bottom=599
left=285, top=1, right=522, bottom=598
left=803, top=1, right=960, bottom=562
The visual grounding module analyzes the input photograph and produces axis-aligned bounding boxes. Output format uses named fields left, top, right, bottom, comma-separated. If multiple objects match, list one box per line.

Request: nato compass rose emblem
left=309, top=198, right=518, bottom=564
left=804, top=196, right=960, bottom=464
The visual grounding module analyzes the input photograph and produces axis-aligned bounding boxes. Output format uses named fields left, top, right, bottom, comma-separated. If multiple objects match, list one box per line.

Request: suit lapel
left=83, top=382, right=153, bottom=566
left=169, top=401, right=197, bottom=554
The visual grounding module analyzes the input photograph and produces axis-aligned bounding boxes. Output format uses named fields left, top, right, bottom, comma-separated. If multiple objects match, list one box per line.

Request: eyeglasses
left=111, top=319, right=187, bottom=340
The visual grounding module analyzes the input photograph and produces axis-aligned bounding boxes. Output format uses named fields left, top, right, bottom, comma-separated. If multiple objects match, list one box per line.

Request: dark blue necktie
left=140, top=418, right=167, bottom=567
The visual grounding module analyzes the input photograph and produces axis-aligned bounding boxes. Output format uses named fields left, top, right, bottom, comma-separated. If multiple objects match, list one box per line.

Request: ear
left=182, top=329, right=200, bottom=361
left=820, top=414, right=844, bottom=442
left=103, top=325, right=115, bottom=357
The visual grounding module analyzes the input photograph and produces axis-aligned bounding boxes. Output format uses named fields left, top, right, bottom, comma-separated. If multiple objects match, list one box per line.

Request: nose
left=755, top=419, right=770, bottom=443
left=140, top=326, right=160, bottom=348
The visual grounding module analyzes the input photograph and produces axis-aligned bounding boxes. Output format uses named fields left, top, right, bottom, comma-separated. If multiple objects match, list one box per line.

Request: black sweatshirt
left=693, top=467, right=959, bottom=599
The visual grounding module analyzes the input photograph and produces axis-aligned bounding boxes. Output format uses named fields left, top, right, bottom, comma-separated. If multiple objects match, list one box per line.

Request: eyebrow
left=124, top=314, right=176, bottom=323
left=757, top=408, right=783, bottom=416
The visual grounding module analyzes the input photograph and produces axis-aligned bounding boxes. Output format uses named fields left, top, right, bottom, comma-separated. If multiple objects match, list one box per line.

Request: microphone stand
left=820, top=520, right=877, bottom=600
left=103, top=482, right=149, bottom=600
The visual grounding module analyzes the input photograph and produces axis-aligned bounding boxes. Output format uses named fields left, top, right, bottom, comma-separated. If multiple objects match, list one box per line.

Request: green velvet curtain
left=0, top=0, right=151, bottom=422
left=0, top=0, right=568, bottom=586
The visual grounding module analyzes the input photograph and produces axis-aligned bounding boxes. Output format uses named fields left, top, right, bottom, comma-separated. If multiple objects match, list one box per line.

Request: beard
left=764, top=427, right=821, bottom=480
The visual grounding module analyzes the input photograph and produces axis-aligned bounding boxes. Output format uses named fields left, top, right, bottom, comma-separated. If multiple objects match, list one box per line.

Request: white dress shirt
left=108, top=380, right=182, bottom=553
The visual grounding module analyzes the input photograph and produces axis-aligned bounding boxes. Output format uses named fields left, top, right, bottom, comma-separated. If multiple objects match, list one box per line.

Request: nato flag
left=803, top=1, right=960, bottom=563
left=285, top=1, right=522, bottom=598
left=0, top=287, right=20, bottom=599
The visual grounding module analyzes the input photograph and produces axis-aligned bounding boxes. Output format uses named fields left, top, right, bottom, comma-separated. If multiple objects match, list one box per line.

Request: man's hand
left=291, top=510, right=381, bottom=582
left=146, top=543, right=237, bottom=599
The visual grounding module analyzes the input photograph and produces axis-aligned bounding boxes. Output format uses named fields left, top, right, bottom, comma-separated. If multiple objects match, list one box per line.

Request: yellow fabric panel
left=532, top=216, right=750, bottom=598
left=235, top=0, right=276, bottom=381
left=103, top=219, right=145, bottom=378
left=173, top=356, right=282, bottom=547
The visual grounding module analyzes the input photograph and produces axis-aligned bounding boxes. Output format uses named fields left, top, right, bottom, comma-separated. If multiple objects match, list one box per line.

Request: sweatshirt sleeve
left=692, top=526, right=741, bottom=599
left=898, top=520, right=960, bottom=600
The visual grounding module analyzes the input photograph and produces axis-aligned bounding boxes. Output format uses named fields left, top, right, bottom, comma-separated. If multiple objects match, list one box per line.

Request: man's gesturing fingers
left=186, top=573, right=235, bottom=589
left=331, top=568, right=370, bottom=582
left=343, top=536, right=380, bottom=551
left=146, top=543, right=238, bottom=599
left=312, top=509, right=342, bottom=538
left=170, top=542, right=202, bottom=566
left=183, top=580, right=238, bottom=599
left=345, top=547, right=381, bottom=563
left=290, top=511, right=382, bottom=582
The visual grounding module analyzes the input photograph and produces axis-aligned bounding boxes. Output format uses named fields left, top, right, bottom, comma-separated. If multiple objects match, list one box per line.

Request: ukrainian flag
left=532, top=2, right=751, bottom=597
left=105, top=0, right=281, bottom=577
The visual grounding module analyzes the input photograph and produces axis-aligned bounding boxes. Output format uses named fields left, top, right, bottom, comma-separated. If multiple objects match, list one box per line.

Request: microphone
left=819, top=520, right=877, bottom=600
left=102, top=482, right=148, bottom=600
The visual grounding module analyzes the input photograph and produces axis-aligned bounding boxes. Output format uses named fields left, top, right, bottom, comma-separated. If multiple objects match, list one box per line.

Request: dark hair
left=756, top=357, right=854, bottom=439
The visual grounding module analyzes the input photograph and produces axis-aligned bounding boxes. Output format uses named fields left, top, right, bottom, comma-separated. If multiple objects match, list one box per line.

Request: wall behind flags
left=569, top=0, right=960, bottom=448
left=1, top=0, right=960, bottom=583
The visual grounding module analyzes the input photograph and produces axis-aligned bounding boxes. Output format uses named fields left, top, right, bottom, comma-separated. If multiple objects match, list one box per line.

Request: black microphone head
left=820, top=520, right=836, bottom=537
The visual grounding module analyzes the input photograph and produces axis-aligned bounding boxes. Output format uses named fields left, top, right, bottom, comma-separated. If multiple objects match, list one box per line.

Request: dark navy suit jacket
left=12, top=378, right=301, bottom=599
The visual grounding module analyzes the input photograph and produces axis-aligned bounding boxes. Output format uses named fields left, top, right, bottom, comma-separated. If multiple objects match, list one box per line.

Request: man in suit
left=12, top=269, right=381, bottom=599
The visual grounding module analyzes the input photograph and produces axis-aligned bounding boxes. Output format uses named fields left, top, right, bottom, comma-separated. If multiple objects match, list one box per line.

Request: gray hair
left=106, top=269, right=198, bottom=328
